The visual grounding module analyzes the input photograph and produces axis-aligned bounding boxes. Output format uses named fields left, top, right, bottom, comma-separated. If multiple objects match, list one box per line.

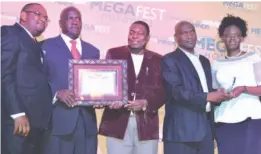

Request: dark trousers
left=44, top=110, right=97, bottom=154
left=215, top=118, right=261, bottom=154
left=1, top=123, right=49, bottom=154
left=164, top=121, right=214, bottom=154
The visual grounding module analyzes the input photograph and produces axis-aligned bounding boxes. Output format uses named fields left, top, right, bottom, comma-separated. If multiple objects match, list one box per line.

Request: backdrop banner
left=1, top=2, right=260, bottom=154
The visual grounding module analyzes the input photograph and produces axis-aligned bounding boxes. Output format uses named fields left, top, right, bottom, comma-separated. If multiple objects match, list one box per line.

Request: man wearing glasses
left=1, top=3, right=51, bottom=154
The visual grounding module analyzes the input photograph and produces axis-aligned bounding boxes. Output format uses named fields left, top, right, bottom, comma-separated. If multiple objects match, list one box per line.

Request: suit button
left=135, top=80, right=139, bottom=84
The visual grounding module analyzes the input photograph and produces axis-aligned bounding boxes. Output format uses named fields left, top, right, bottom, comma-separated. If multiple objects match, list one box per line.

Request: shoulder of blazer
left=42, top=35, right=61, bottom=46
left=81, top=40, right=99, bottom=52
left=1, top=24, right=23, bottom=37
left=1, top=25, right=12, bottom=36
left=107, top=45, right=128, bottom=57
left=41, top=36, right=62, bottom=58
left=162, top=48, right=181, bottom=62
left=108, top=45, right=127, bottom=53
left=145, top=49, right=162, bottom=59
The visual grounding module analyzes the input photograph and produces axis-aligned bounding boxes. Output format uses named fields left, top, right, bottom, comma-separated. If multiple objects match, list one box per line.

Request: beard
left=35, top=28, right=45, bottom=37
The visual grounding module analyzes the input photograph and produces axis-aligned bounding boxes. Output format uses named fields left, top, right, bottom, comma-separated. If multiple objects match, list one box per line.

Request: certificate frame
left=68, top=59, right=128, bottom=106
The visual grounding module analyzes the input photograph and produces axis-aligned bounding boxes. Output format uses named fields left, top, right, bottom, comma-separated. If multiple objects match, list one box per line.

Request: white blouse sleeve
left=252, top=53, right=261, bottom=85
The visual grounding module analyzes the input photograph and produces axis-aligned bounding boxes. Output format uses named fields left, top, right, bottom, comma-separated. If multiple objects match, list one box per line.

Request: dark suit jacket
left=99, top=46, right=165, bottom=141
left=161, top=48, right=214, bottom=142
left=42, top=35, right=100, bottom=136
left=1, top=23, right=52, bottom=129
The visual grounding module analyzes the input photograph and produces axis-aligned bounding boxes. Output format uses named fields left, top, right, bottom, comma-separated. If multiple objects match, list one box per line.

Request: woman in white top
left=212, top=15, right=261, bottom=154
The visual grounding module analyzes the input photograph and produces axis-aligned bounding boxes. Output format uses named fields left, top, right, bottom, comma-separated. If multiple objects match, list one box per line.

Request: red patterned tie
left=70, top=40, right=80, bottom=60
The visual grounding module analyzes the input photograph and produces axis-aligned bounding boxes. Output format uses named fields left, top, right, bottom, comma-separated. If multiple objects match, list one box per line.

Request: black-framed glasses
left=25, top=10, right=50, bottom=23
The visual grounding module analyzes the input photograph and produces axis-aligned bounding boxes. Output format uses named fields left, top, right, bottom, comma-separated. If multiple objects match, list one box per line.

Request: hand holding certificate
left=68, top=59, right=128, bottom=106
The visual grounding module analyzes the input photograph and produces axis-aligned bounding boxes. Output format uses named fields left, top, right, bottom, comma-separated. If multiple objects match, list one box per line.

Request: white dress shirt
left=212, top=52, right=261, bottom=123
left=11, top=23, right=35, bottom=119
left=129, top=53, right=144, bottom=115
left=52, top=34, right=82, bottom=104
left=131, top=53, right=144, bottom=77
left=180, top=47, right=211, bottom=112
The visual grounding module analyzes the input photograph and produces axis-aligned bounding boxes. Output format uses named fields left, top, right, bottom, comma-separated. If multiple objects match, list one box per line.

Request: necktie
left=70, top=40, right=80, bottom=60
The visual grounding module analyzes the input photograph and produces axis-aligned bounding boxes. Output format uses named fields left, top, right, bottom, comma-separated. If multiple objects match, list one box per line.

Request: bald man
left=161, top=21, right=229, bottom=154
left=1, top=3, right=52, bottom=154
left=41, top=6, right=100, bottom=154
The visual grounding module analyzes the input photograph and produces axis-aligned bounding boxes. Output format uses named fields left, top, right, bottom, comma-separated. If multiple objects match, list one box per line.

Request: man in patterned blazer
left=99, top=20, right=165, bottom=154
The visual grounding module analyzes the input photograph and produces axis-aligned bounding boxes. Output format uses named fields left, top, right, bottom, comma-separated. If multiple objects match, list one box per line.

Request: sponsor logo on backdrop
left=183, top=20, right=212, bottom=29
left=52, top=1, right=74, bottom=6
left=82, top=23, right=111, bottom=34
left=193, top=22, right=210, bottom=29
left=135, top=5, right=166, bottom=21
left=241, top=43, right=261, bottom=55
left=89, top=2, right=167, bottom=26
left=150, top=35, right=225, bottom=60
left=150, top=36, right=176, bottom=46
left=151, top=36, right=225, bottom=52
left=223, top=2, right=258, bottom=11
left=251, top=28, right=261, bottom=36
left=150, top=35, right=261, bottom=58
left=199, top=20, right=220, bottom=28
left=196, top=36, right=226, bottom=52
left=170, top=17, right=220, bottom=29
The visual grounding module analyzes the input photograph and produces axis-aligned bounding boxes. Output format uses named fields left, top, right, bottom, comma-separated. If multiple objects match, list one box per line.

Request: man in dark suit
left=161, top=21, right=230, bottom=154
left=99, top=21, right=165, bottom=154
left=42, top=6, right=100, bottom=154
left=1, top=3, right=52, bottom=154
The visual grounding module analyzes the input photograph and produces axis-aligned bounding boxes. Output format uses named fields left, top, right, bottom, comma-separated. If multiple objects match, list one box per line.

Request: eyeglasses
left=25, top=10, right=50, bottom=23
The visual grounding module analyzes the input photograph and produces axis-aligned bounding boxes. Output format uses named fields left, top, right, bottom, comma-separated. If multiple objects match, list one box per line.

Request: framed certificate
left=68, top=59, right=128, bottom=106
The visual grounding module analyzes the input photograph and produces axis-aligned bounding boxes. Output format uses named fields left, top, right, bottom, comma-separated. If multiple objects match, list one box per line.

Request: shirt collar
left=179, top=47, right=200, bottom=58
left=17, top=22, right=34, bottom=39
left=60, top=33, right=81, bottom=45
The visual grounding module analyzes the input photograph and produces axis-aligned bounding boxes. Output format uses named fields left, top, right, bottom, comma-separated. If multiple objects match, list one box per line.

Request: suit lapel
left=55, top=35, right=74, bottom=59
left=199, top=56, right=214, bottom=113
left=127, top=51, right=136, bottom=84
left=199, top=56, right=212, bottom=91
left=81, top=40, right=88, bottom=59
left=136, top=50, right=152, bottom=80
left=127, top=49, right=151, bottom=101
left=16, top=23, right=43, bottom=71
left=127, top=49, right=152, bottom=80
left=176, top=49, right=200, bottom=81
